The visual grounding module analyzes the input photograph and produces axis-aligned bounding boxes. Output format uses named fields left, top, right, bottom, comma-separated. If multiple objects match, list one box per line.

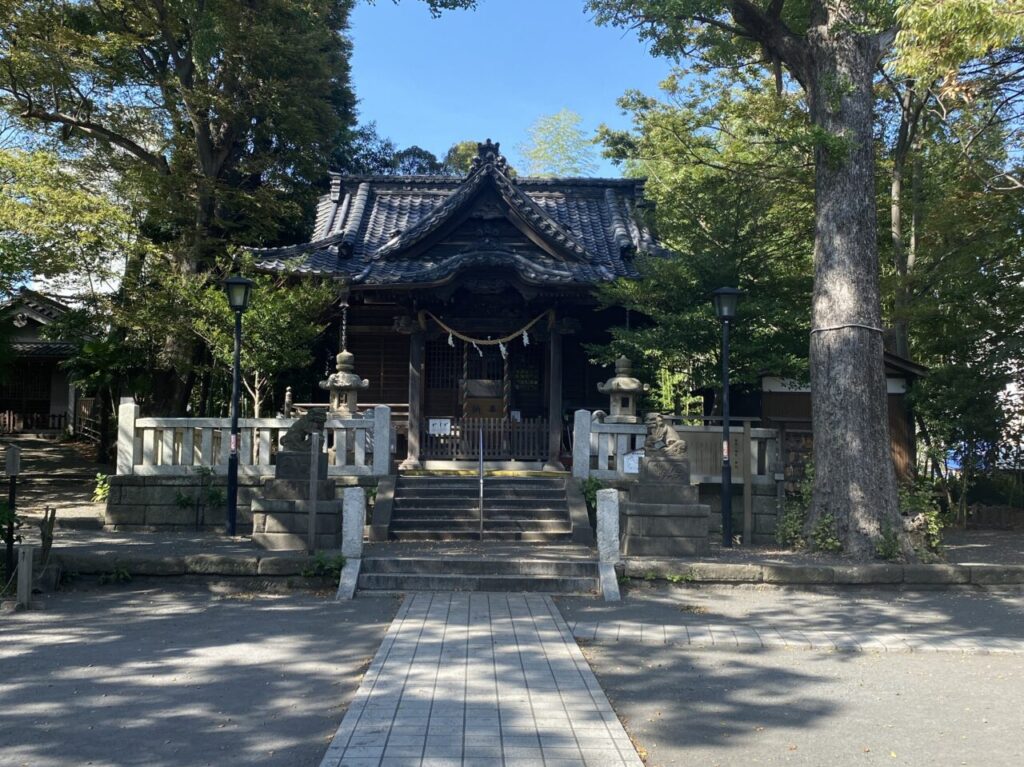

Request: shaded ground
left=579, top=641, right=1023, bottom=767
left=2, top=436, right=109, bottom=526
left=559, top=587, right=1024, bottom=766
left=0, top=584, right=399, bottom=767
left=559, top=584, right=1024, bottom=644
left=943, top=528, right=1024, bottom=565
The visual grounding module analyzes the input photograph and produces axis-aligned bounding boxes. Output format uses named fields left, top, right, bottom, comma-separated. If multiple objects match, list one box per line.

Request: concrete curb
left=47, top=550, right=1024, bottom=588
left=54, top=550, right=318, bottom=578
left=625, top=559, right=1024, bottom=587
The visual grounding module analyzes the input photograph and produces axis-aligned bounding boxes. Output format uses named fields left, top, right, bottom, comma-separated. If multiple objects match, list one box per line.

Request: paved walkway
left=569, top=618, right=1024, bottom=654
left=320, top=593, right=643, bottom=767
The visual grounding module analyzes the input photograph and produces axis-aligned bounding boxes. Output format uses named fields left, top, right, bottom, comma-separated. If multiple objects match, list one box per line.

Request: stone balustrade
left=115, top=398, right=391, bottom=478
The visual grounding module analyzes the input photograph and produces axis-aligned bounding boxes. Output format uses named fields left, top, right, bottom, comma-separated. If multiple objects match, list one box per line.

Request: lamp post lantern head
left=224, top=275, right=254, bottom=313
left=711, top=287, right=743, bottom=321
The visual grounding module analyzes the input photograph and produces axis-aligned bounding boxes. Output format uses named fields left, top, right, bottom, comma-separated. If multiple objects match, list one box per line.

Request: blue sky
left=349, top=0, right=674, bottom=176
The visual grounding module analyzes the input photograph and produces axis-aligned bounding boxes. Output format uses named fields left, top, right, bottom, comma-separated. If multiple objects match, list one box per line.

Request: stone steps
left=357, top=551, right=600, bottom=594
left=386, top=530, right=575, bottom=543
left=389, top=473, right=577, bottom=543
left=389, top=519, right=572, bottom=533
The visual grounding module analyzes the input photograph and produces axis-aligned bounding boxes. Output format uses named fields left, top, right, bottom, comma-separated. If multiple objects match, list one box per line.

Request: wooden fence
left=115, top=398, right=391, bottom=477
left=0, top=411, right=67, bottom=434
left=421, top=417, right=548, bottom=461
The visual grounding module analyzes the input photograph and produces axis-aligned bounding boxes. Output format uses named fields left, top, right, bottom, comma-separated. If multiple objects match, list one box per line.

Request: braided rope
left=423, top=310, right=552, bottom=346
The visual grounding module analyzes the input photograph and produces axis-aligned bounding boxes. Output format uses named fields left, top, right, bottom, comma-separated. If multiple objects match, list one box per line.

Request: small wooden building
left=0, top=289, right=78, bottom=434
left=253, top=141, right=660, bottom=469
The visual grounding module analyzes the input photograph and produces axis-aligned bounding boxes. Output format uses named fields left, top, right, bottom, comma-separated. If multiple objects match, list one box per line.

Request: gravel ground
left=0, top=583, right=399, bottom=767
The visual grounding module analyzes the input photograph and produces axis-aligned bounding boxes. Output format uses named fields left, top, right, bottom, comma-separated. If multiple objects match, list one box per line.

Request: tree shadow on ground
left=0, top=584, right=398, bottom=767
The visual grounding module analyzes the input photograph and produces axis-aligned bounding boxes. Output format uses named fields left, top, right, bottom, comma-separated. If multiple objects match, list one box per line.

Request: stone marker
left=336, top=486, right=365, bottom=600
left=596, top=488, right=621, bottom=601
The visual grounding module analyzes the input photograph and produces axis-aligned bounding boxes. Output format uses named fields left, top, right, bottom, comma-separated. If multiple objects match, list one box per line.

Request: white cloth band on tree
left=809, top=323, right=884, bottom=335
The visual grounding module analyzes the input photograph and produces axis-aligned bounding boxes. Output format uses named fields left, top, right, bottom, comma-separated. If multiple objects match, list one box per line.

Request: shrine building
left=252, top=140, right=662, bottom=470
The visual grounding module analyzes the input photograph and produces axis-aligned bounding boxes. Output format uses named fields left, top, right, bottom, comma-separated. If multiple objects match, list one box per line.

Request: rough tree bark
left=802, top=12, right=913, bottom=559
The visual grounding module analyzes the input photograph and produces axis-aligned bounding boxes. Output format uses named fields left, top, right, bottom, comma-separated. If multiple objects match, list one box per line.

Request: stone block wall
left=105, top=474, right=378, bottom=534
left=699, top=480, right=780, bottom=546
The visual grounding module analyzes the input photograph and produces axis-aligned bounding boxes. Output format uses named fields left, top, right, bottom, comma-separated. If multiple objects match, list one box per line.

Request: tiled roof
left=251, top=140, right=666, bottom=288
left=1, top=288, right=70, bottom=323
left=11, top=341, right=75, bottom=357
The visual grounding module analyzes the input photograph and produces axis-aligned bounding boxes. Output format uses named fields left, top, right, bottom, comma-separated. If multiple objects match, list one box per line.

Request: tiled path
left=319, top=593, right=643, bottom=767
left=569, top=619, right=1024, bottom=654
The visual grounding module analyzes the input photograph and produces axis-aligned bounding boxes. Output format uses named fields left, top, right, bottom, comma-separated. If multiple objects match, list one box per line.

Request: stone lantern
left=597, top=356, right=649, bottom=424
left=320, top=350, right=369, bottom=417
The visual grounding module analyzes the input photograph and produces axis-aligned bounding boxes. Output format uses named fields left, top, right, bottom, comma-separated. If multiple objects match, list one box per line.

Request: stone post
left=372, top=405, right=391, bottom=476
left=572, top=410, right=591, bottom=480
left=116, top=397, right=139, bottom=475
left=596, top=488, right=621, bottom=601
left=16, top=546, right=33, bottom=609
left=306, top=432, right=320, bottom=553
left=341, top=486, right=365, bottom=561
left=336, top=486, right=365, bottom=600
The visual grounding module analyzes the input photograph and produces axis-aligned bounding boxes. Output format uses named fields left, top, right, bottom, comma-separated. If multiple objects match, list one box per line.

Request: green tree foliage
left=184, top=255, right=334, bottom=417
left=519, top=109, right=599, bottom=177
left=587, top=0, right=1024, bottom=559
left=896, top=0, right=1024, bottom=79
left=0, top=0, right=358, bottom=263
left=595, top=73, right=813, bottom=391
left=0, top=149, right=134, bottom=296
left=338, top=123, right=473, bottom=176
left=442, top=140, right=480, bottom=175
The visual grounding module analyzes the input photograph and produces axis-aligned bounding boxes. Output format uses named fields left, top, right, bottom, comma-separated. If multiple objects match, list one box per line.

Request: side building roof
left=251, top=140, right=667, bottom=289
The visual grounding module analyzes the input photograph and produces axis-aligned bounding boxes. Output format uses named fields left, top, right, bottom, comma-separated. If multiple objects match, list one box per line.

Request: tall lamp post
left=224, top=275, right=254, bottom=537
left=711, top=287, right=742, bottom=548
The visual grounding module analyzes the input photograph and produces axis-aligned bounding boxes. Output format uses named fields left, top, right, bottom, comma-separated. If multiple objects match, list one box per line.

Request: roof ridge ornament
left=470, top=139, right=510, bottom=175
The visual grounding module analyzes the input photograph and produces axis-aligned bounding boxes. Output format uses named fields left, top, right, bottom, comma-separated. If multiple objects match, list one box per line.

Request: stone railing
left=571, top=410, right=647, bottom=480
left=115, top=398, right=391, bottom=478
left=571, top=409, right=779, bottom=484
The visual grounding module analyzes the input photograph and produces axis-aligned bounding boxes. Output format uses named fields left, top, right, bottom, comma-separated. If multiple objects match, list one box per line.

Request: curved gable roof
left=251, top=140, right=668, bottom=288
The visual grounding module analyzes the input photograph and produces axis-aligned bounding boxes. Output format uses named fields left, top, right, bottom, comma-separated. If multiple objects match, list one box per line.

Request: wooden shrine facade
left=252, top=141, right=666, bottom=468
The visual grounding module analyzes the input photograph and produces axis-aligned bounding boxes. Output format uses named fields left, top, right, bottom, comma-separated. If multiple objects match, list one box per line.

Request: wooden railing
left=115, top=398, right=391, bottom=477
left=421, top=417, right=548, bottom=461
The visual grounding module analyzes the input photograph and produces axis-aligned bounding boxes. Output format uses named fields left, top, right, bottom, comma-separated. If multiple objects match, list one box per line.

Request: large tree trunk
left=804, top=24, right=914, bottom=559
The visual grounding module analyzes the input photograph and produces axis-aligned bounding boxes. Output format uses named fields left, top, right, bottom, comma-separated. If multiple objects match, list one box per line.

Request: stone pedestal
left=622, top=457, right=710, bottom=557
left=251, top=449, right=341, bottom=551
left=274, top=450, right=328, bottom=481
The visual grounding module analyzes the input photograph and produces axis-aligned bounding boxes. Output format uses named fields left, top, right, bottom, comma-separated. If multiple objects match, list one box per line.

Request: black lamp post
left=224, top=274, right=253, bottom=536
left=711, top=287, right=742, bottom=548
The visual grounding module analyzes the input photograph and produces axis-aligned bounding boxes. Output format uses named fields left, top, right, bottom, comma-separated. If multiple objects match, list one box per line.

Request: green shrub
left=874, top=524, right=901, bottom=560
left=776, top=463, right=813, bottom=548
left=92, top=473, right=111, bottom=503
left=98, top=567, right=132, bottom=585
left=580, top=477, right=603, bottom=512
left=811, top=512, right=842, bottom=553
left=899, top=477, right=946, bottom=554
left=301, top=552, right=346, bottom=579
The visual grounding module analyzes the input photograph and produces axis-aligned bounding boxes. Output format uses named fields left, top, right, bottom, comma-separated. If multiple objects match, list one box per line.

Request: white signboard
left=428, top=418, right=452, bottom=436
left=623, top=449, right=644, bottom=475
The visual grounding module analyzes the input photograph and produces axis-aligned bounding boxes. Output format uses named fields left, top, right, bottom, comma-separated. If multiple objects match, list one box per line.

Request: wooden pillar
left=546, top=328, right=564, bottom=470
left=401, top=329, right=424, bottom=469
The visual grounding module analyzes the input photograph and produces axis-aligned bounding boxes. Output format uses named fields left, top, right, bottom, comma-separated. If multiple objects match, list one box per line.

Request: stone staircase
left=388, top=474, right=587, bottom=543
left=357, top=543, right=600, bottom=594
